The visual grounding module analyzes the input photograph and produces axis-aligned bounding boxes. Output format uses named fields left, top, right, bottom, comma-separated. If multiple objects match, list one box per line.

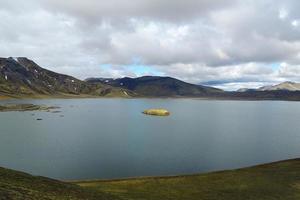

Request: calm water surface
left=0, top=98, right=300, bottom=180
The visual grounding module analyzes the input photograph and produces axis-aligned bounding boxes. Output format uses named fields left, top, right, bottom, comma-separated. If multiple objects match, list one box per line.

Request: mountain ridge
left=86, top=76, right=223, bottom=97
left=237, top=81, right=300, bottom=93
left=1, top=57, right=300, bottom=100
left=258, top=81, right=300, bottom=91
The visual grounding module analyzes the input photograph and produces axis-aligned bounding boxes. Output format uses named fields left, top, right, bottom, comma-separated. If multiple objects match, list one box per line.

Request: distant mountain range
left=238, top=82, right=300, bottom=92
left=258, top=82, right=300, bottom=91
left=1, top=57, right=300, bottom=100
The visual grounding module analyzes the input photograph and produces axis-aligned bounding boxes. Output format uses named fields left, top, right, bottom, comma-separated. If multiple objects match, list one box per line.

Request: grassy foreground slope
left=1, top=159, right=300, bottom=200
left=77, top=159, right=300, bottom=200
left=0, top=167, right=118, bottom=200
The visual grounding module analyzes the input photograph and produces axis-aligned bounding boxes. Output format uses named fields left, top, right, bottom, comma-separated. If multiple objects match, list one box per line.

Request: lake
left=0, top=98, right=300, bottom=180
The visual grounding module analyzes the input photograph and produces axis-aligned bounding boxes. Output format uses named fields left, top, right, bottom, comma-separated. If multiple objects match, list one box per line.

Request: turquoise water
left=0, top=98, right=300, bottom=180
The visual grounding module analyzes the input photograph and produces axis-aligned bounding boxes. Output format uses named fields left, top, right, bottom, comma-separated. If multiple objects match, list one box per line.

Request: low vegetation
left=143, top=109, right=170, bottom=116
left=0, top=104, right=60, bottom=112
left=1, top=158, right=300, bottom=199
left=0, top=167, right=118, bottom=200
left=77, top=159, right=300, bottom=200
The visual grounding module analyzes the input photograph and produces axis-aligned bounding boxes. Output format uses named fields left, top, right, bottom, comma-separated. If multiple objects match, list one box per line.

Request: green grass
left=77, top=159, right=300, bottom=200
left=0, top=167, right=119, bottom=200
left=1, top=159, right=300, bottom=199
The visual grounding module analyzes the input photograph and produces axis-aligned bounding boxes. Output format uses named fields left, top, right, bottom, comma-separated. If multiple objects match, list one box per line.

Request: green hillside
left=0, top=166, right=118, bottom=200
left=77, top=159, right=300, bottom=200
left=1, top=159, right=300, bottom=199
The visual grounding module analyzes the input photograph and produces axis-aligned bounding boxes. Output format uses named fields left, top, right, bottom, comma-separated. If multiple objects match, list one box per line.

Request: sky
left=0, top=0, right=300, bottom=90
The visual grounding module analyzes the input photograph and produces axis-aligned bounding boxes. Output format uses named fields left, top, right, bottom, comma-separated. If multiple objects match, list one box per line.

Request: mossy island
left=143, top=109, right=170, bottom=116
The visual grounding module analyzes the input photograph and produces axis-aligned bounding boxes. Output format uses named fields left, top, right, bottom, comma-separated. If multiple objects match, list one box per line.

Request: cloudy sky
left=1, top=0, right=300, bottom=90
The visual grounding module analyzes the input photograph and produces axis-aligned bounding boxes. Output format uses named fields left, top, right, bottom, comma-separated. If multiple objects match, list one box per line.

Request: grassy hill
left=0, top=166, right=119, bottom=200
left=1, top=159, right=300, bottom=199
left=77, top=159, right=300, bottom=200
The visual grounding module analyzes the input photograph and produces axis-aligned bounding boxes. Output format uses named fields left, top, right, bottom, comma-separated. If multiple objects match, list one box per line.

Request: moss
left=0, top=167, right=118, bottom=200
left=2, top=159, right=300, bottom=199
left=142, top=109, right=170, bottom=116
left=77, top=159, right=300, bottom=200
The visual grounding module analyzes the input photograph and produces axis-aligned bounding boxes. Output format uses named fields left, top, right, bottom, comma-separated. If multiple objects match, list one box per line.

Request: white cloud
left=277, top=63, right=300, bottom=80
left=212, top=82, right=269, bottom=91
left=279, top=9, right=288, bottom=20
left=291, top=20, right=299, bottom=27
left=0, top=0, right=300, bottom=90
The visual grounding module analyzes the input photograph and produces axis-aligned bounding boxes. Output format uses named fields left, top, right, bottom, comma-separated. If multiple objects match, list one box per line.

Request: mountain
left=1, top=57, right=300, bottom=100
left=0, top=57, right=135, bottom=98
left=257, top=81, right=300, bottom=91
left=86, top=76, right=223, bottom=97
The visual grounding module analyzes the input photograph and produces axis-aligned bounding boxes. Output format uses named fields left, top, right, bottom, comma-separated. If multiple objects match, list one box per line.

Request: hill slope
left=78, top=159, right=300, bottom=200
left=86, top=76, right=223, bottom=97
left=0, top=57, right=135, bottom=98
left=0, top=166, right=118, bottom=200
left=1, top=159, right=300, bottom=199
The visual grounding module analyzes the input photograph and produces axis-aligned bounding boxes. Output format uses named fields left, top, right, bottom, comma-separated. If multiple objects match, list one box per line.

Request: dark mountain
left=86, top=76, right=223, bottom=97
left=0, top=57, right=135, bottom=98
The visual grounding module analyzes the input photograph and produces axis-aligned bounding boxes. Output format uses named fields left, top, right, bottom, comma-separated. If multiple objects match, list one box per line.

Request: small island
left=143, top=109, right=170, bottom=116
left=0, top=104, right=60, bottom=112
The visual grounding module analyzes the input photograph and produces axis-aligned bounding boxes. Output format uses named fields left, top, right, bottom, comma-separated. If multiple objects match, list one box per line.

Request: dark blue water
left=0, top=98, right=300, bottom=180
